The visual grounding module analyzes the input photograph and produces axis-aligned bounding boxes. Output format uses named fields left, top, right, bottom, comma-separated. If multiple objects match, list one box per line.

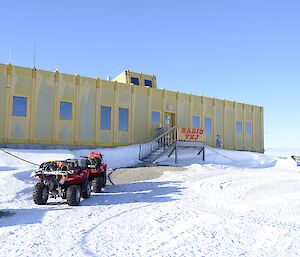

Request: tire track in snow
left=2, top=159, right=300, bottom=256
left=80, top=203, right=154, bottom=256
left=177, top=170, right=300, bottom=257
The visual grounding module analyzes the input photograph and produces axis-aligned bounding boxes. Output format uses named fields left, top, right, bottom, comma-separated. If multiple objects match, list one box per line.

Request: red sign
left=178, top=127, right=205, bottom=141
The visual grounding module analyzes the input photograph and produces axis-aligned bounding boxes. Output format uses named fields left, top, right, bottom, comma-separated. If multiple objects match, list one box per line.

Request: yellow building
left=0, top=64, right=264, bottom=152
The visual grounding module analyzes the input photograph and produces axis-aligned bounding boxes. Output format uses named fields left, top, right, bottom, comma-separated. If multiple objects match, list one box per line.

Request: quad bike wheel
left=33, top=182, right=49, bottom=205
left=66, top=185, right=81, bottom=206
left=81, top=180, right=92, bottom=199
left=92, top=174, right=106, bottom=193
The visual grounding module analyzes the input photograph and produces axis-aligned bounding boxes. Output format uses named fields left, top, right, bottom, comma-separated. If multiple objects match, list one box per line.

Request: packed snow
left=0, top=145, right=300, bottom=257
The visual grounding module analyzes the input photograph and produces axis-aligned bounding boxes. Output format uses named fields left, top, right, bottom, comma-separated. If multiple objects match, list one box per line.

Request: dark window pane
left=145, top=80, right=152, bottom=87
left=192, top=116, right=200, bottom=128
left=245, top=122, right=251, bottom=135
left=205, top=117, right=212, bottom=137
left=60, top=102, right=72, bottom=120
left=236, top=121, right=243, bottom=134
left=100, top=106, right=111, bottom=130
left=131, top=77, right=139, bottom=85
left=152, top=111, right=160, bottom=123
left=12, top=96, right=27, bottom=117
left=119, top=108, right=129, bottom=131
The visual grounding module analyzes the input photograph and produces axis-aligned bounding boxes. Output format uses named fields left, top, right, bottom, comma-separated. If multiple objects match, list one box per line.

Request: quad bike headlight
left=68, top=170, right=75, bottom=175
left=30, top=170, right=37, bottom=177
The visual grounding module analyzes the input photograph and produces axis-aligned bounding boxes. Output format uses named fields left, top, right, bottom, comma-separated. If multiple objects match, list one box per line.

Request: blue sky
left=0, top=0, right=299, bottom=148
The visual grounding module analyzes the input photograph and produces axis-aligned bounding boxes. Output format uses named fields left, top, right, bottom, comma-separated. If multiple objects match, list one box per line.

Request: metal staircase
left=139, top=126, right=178, bottom=163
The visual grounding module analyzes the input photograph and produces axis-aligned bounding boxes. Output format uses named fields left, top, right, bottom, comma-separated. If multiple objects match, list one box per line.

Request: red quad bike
left=32, top=152, right=107, bottom=206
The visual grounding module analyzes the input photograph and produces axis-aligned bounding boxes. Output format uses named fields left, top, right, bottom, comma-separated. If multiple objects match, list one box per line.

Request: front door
left=164, top=112, right=175, bottom=130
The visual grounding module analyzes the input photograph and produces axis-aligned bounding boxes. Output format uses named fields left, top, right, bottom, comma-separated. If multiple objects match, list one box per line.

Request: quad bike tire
left=33, top=182, right=49, bottom=205
left=92, top=174, right=106, bottom=193
left=81, top=180, right=92, bottom=199
left=66, top=185, right=81, bottom=206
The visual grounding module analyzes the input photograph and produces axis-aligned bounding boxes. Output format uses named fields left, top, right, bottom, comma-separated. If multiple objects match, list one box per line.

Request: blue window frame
left=236, top=121, right=243, bottom=134
left=100, top=106, right=111, bottom=130
left=12, top=96, right=27, bottom=117
left=60, top=102, right=72, bottom=120
left=145, top=79, right=152, bottom=87
left=192, top=116, right=200, bottom=128
left=205, top=117, right=212, bottom=137
left=245, top=122, right=251, bottom=135
left=119, top=108, right=129, bottom=131
left=131, top=77, right=139, bottom=85
left=152, top=111, right=160, bottom=123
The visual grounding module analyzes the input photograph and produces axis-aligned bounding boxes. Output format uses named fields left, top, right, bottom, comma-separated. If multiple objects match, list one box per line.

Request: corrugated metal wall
left=0, top=64, right=264, bottom=152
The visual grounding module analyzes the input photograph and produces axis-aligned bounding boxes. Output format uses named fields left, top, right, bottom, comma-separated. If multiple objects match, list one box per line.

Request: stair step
left=139, top=126, right=178, bottom=163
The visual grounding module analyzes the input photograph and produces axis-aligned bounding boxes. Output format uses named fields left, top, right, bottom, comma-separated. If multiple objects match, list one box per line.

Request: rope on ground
left=107, top=168, right=116, bottom=186
left=205, top=146, right=239, bottom=163
left=0, top=148, right=39, bottom=166
left=0, top=147, right=117, bottom=185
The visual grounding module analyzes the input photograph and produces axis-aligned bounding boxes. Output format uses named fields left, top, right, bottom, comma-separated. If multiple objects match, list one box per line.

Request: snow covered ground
left=0, top=146, right=300, bottom=257
left=265, top=147, right=300, bottom=158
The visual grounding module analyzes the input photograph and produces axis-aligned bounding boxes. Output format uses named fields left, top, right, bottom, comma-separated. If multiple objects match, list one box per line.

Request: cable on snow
left=0, top=148, right=39, bottom=166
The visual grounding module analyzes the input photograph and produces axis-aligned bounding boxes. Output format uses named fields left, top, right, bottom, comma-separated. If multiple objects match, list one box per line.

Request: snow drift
left=0, top=146, right=299, bottom=257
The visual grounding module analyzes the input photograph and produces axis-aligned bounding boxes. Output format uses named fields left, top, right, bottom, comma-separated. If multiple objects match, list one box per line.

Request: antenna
left=33, top=40, right=36, bottom=68
left=8, top=47, right=12, bottom=63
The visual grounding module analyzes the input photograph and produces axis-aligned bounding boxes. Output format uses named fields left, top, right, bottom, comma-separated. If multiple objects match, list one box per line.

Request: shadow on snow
left=82, top=180, right=185, bottom=206
left=0, top=206, right=72, bottom=227
left=0, top=166, right=17, bottom=171
left=1, top=180, right=184, bottom=227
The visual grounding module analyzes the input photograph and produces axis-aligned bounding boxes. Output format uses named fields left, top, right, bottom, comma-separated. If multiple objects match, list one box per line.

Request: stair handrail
left=147, top=134, right=178, bottom=163
left=140, top=127, right=165, bottom=144
left=150, top=125, right=177, bottom=143
left=138, top=127, right=165, bottom=160
left=139, top=126, right=178, bottom=161
left=139, top=127, right=165, bottom=160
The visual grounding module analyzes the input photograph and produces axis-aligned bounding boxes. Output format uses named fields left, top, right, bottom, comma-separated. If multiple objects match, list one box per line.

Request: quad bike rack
left=31, top=152, right=107, bottom=206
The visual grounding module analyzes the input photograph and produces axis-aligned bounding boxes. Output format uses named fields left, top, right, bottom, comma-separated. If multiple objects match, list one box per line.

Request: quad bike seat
left=87, top=152, right=103, bottom=169
left=87, top=157, right=101, bottom=169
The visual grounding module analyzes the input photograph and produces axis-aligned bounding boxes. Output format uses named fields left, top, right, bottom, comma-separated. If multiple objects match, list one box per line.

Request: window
left=145, top=79, right=152, bottom=87
left=205, top=117, right=212, bottom=137
left=131, top=77, right=139, bottom=85
left=192, top=116, right=200, bottom=128
left=60, top=102, right=72, bottom=120
left=119, top=108, right=129, bottom=131
left=152, top=111, right=160, bottom=123
left=100, top=106, right=111, bottom=130
left=12, top=96, right=27, bottom=117
left=245, top=122, right=251, bottom=135
left=236, top=121, right=243, bottom=134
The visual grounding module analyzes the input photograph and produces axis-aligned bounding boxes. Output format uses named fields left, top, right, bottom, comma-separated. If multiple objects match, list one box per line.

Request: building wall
left=0, top=64, right=8, bottom=142
left=112, top=71, right=126, bottom=84
left=133, top=86, right=148, bottom=143
left=113, top=70, right=157, bottom=89
left=0, top=64, right=264, bottom=152
left=35, top=69, right=54, bottom=143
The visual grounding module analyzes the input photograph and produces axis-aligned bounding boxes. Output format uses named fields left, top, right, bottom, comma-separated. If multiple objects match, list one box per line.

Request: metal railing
left=139, top=126, right=178, bottom=161
left=140, top=127, right=165, bottom=144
